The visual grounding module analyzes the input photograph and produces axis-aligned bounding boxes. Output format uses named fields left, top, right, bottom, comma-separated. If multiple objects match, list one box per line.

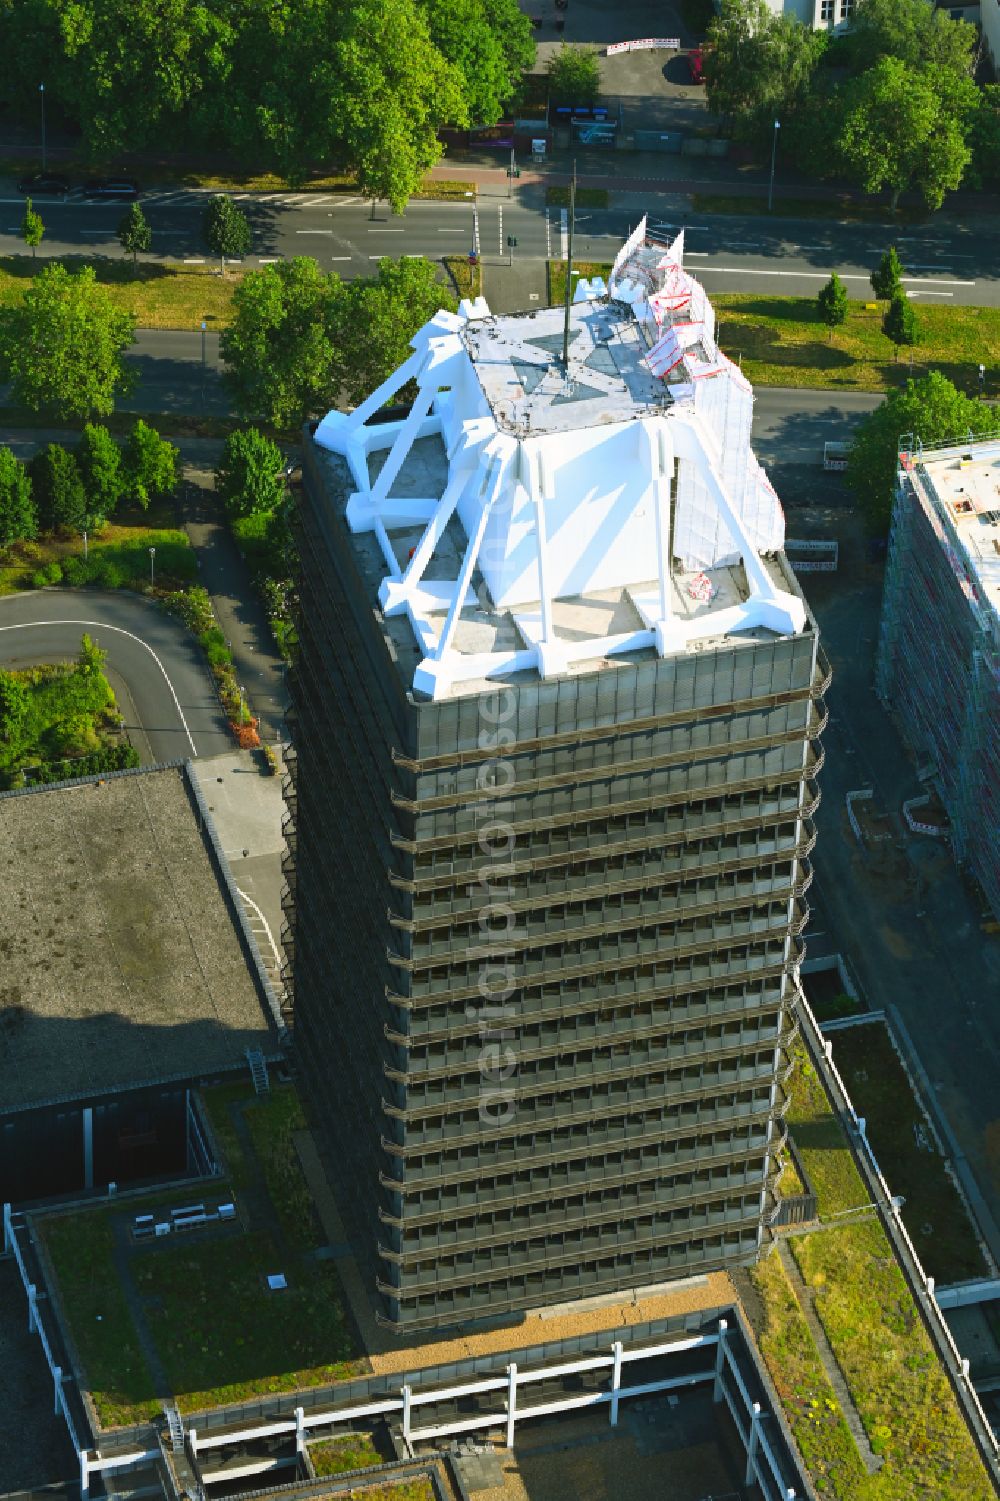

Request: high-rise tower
left=284, top=223, right=827, bottom=1332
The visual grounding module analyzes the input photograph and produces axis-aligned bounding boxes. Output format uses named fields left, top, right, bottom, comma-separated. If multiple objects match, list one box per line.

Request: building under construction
left=285, top=222, right=827, bottom=1333
left=878, top=436, right=1000, bottom=919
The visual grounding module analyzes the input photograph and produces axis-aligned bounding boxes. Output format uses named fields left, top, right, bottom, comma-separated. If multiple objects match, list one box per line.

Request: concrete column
left=83, top=1107, right=94, bottom=1191
left=188, top=1428, right=197, bottom=1457
left=927, top=1276, right=935, bottom=1297
left=713, top=1319, right=728, bottom=1403
left=295, top=1406, right=305, bottom=1455
left=745, top=1401, right=761, bottom=1486
left=53, top=1365, right=62, bottom=1416
left=402, top=1384, right=413, bottom=1445
left=79, top=1452, right=90, bottom=1501
left=609, top=1341, right=624, bottom=1426
left=506, top=1363, right=517, bottom=1448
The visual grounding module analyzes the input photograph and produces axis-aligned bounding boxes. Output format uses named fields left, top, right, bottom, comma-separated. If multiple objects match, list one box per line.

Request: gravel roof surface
left=0, top=766, right=274, bottom=1112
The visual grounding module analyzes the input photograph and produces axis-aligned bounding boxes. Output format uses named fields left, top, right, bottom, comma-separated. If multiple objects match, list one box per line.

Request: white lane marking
left=184, top=257, right=206, bottom=263
left=436, top=227, right=464, bottom=232
left=907, top=290, right=954, bottom=298
left=330, top=255, right=352, bottom=261
left=900, top=276, right=974, bottom=286
left=296, top=228, right=333, bottom=235
left=368, top=227, right=404, bottom=232
left=560, top=209, right=568, bottom=259
left=235, top=885, right=284, bottom=976
left=257, top=257, right=280, bottom=264
left=696, top=265, right=975, bottom=287
left=498, top=204, right=503, bottom=256
left=0, top=619, right=197, bottom=756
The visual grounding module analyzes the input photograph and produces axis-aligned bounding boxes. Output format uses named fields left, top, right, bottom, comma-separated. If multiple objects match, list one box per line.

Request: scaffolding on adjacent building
left=877, top=436, right=1000, bottom=919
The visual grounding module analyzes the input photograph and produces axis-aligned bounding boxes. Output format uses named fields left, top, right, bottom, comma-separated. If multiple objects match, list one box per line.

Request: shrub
left=29, top=569, right=48, bottom=589
left=44, top=561, right=63, bottom=584
left=62, top=557, right=87, bottom=587
left=216, top=428, right=285, bottom=519
left=91, top=559, right=125, bottom=589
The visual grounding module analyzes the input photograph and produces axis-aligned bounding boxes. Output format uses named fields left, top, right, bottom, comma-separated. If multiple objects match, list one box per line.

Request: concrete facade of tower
left=283, top=221, right=828, bottom=1333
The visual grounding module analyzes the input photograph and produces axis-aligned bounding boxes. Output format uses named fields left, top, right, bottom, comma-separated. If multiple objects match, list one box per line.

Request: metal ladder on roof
left=164, top=1402, right=185, bottom=1453
left=246, top=1046, right=270, bottom=1095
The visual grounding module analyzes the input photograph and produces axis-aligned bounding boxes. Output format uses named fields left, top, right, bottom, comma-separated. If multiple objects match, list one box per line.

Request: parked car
left=82, top=176, right=140, bottom=200
left=16, top=171, right=71, bottom=196
left=688, top=47, right=705, bottom=83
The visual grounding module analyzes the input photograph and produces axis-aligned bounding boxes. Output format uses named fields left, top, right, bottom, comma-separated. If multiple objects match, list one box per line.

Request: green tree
left=545, top=43, right=601, bottom=105
left=20, top=197, right=43, bottom=259
left=418, top=0, right=534, bottom=125
left=30, top=443, right=86, bottom=533
left=117, top=201, right=152, bottom=270
left=124, top=421, right=179, bottom=508
left=847, top=371, right=996, bottom=532
left=817, top=273, right=848, bottom=340
left=221, top=258, right=345, bottom=427
left=76, top=423, right=125, bottom=523
left=215, top=428, right=286, bottom=518
left=965, top=84, right=1000, bottom=190
left=845, top=0, right=977, bottom=81
left=0, top=669, right=29, bottom=743
left=202, top=195, right=252, bottom=273
left=332, top=0, right=468, bottom=212
left=837, top=57, right=970, bottom=210
left=337, top=256, right=457, bottom=407
left=48, top=0, right=234, bottom=159
left=78, top=631, right=108, bottom=676
left=0, top=447, right=37, bottom=548
left=0, top=263, right=135, bottom=419
left=882, top=290, right=918, bottom=361
left=870, top=244, right=904, bottom=301
left=706, top=0, right=826, bottom=146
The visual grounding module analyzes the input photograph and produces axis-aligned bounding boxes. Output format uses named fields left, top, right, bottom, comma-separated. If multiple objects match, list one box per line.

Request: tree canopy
left=118, top=202, right=152, bottom=268
left=0, top=263, right=135, bottom=419
left=838, top=56, right=972, bottom=210
left=546, top=43, right=601, bottom=106
left=847, top=373, right=996, bottom=532
left=882, top=290, right=918, bottom=359
left=30, top=444, right=86, bottom=533
left=0, top=0, right=532, bottom=208
left=0, top=447, right=37, bottom=549
left=76, top=423, right=125, bottom=523
left=215, top=428, right=286, bottom=518
left=705, top=0, right=826, bottom=146
left=817, top=273, right=848, bottom=338
left=20, top=199, right=43, bottom=258
left=221, top=254, right=457, bottom=426
left=125, top=421, right=179, bottom=507
left=203, top=195, right=252, bottom=270
left=870, top=245, right=904, bottom=301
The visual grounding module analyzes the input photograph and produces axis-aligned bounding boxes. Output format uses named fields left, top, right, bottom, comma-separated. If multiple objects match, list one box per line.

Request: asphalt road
left=0, top=187, right=995, bottom=306
left=0, top=589, right=231, bottom=762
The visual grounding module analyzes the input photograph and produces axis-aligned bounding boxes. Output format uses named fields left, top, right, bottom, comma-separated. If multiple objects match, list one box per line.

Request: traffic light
left=507, top=235, right=518, bottom=248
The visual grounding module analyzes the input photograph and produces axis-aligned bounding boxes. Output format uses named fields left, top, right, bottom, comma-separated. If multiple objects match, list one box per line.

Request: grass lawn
left=0, top=256, right=237, bottom=331
left=790, top=1221, right=992, bottom=1499
left=310, top=1433, right=382, bottom=1476
left=747, top=1036, right=995, bottom=1500
left=326, top=1485, right=433, bottom=1501
left=0, top=517, right=196, bottom=596
left=545, top=186, right=609, bottom=209
left=38, top=1080, right=363, bottom=1425
left=827, top=1023, right=988, bottom=1283
left=40, top=1210, right=161, bottom=1428
left=134, top=1231, right=358, bottom=1413
left=785, top=1038, right=870, bottom=1220
left=443, top=254, right=483, bottom=302
left=544, top=263, right=999, bottom=395
left=691, top=194, right=933, bottom=227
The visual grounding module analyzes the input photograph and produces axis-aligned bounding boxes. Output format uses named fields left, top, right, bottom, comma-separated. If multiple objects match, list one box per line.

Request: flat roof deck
left=0, top=766, right=275, bottom=1113
left=915, top=440, right=1000, bottom=624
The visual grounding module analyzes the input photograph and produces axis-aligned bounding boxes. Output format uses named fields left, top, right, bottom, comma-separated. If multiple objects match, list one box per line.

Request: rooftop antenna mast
left=562, top=161, right=577, bottom=368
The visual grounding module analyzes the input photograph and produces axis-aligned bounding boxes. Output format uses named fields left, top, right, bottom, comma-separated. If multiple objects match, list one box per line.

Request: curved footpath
left=0, top=588, right=232, bottom=765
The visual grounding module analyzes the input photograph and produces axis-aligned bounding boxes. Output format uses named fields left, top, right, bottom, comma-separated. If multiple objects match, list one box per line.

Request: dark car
left=688, top=47, right=705, bottom=83
left=16, top=172, right=71, bottom=196
left=82, top=176, right=140, bottom=201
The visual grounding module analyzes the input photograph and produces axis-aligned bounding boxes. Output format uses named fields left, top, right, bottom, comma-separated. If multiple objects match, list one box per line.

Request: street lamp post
left=201, top=319, right=207, bottom=397
left=149, top=546, right=156, bottom=588
left=767, top=119, right=781, bottom=213
left=82, top=528, right=87, bottom=561
left=39, top=83, right=46, bottom=172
